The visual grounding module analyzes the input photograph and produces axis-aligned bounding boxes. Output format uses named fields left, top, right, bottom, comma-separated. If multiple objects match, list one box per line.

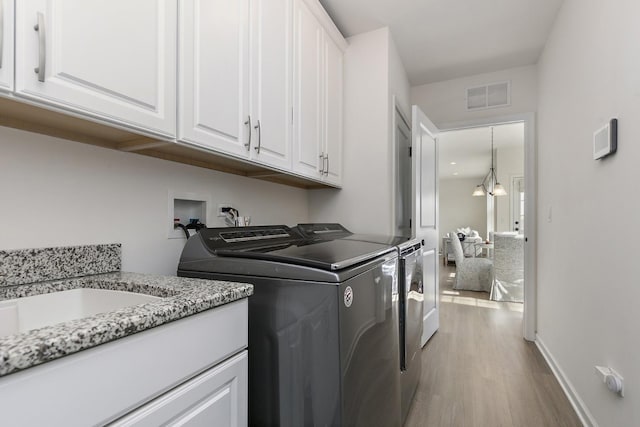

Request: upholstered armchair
left=443, top=231, right=483, bottom=264
left=449, top=232, right=493, bottom=292
left=490, top=232, right=524, bottom=302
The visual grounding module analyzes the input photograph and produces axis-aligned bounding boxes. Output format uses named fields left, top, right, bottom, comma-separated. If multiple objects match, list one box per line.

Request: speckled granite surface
left=0, top=273, right=253, bottom=377
left=0, top=244, right=121, bottom=287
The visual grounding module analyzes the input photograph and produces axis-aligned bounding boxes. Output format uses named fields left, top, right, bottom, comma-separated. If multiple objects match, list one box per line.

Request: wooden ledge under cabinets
left=0, top=96, right=332, bottom=190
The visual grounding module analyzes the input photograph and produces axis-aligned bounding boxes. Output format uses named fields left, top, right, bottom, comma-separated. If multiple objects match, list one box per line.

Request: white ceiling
left=438, top=122, right=524, bottom=180
left=319, top=0, right=563, bottom=85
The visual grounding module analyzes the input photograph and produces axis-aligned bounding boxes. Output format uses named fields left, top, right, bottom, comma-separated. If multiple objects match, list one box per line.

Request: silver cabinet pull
left=319, top=152, right=325, bottom=174
left=324, top=154, right=329, bottom=176
left=0, top=1, right=4, bottom=69
left=34, top=12, right=46, bottom=82
left=254, top=120, right=261, bottom=154
left=244, top=116, right=252, bottom=150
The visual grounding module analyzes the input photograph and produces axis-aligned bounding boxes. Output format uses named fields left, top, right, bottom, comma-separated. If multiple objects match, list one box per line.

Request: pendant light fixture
left=472, top=127, right=507, bottom=197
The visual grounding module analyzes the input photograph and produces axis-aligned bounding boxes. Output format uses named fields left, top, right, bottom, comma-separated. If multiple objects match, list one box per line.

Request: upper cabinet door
left=179, top=0, right=251, bottom=158
left=292, top=0, right=322, bottom=178
left=15, top=0, right=177, bottom=137
left=323, top=34, right=343, bottom=186
left=0, top=0, right=14, bottom=92
left=249, top=0, right=293, bottom=170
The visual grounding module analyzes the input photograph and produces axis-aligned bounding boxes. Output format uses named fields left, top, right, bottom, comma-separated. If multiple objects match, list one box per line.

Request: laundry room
left=1, top=0, right=638, bottom=426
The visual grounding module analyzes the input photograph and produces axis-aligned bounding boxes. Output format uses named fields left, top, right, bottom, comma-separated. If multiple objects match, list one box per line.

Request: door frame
left=390, top=95, right=411, bottom=235
left=439, top=112, right=537, bottom=341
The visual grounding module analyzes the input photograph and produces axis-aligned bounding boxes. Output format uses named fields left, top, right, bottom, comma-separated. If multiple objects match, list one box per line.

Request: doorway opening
left=438, top=121, right=526, bottom=311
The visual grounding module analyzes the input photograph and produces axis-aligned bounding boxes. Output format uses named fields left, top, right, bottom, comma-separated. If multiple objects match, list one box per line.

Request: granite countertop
left=0, top=246, right=253, bottom=377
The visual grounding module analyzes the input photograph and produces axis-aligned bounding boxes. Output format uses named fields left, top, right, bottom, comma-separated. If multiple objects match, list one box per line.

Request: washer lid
left=343, top=233, right=411, bottom=247
left=295, top=223, right=412, bottom=247
left=215, top=238, right=396, bottom=271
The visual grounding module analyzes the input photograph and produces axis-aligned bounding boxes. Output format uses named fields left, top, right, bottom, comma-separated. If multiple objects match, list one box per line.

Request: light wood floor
left=404, top=263, right=582, bottom=427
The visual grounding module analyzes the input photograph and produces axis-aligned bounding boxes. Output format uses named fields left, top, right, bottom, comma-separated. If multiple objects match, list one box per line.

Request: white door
left=412, top=106, right=440, bottom=347
left=249, top=0, right=293, bottom=170
left=322, top=33, right=343, bottom=186
left=15, top=0, right=176, bottom=136
left=0, top=0, right=14, bottom=92
left=292, top=0, right=322, bottom=179
left=179, top=0, right=251, bottom=156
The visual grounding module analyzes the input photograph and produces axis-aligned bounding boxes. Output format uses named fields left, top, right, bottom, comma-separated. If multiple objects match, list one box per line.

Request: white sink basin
left=0, top=289, right=162, bottom=337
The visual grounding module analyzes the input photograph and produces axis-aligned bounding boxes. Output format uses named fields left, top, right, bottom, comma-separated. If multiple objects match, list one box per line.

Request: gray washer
left=178, top=226, right=402, bottom=427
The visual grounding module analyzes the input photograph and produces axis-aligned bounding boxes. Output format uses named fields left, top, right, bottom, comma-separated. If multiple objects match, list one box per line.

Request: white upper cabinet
left=180, top=0, right=292, bottom=170
left=0, top=0, right=14, bottom=92
left=179, top=0, right=251, bottom=158
left=249, top=0, right=293, bottom=170
left=15, top=0, right=177, bottom=137
left=292, top=0, right=323, bottom=178
left=4, top=0, right=342, bottom=186
left=323, top=33, right=343, bottom=186
left=293, top=0, right=345, bottom=185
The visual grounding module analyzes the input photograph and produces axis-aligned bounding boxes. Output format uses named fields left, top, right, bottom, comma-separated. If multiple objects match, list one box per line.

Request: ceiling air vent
left=466, top=81, right=510, bottom=111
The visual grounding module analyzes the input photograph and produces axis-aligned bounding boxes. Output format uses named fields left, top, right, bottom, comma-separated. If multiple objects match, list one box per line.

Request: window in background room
left=511, top=176, right=525, bottom=234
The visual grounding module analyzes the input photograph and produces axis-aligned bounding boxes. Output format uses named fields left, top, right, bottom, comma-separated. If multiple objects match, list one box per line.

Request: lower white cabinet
left=111, top=351, right=248, bottom=427
left=0, top=299, right=248, bottom=427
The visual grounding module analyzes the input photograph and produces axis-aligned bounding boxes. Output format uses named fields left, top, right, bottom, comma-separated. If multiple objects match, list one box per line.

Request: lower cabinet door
left=110, top=350, right=248, bottom=427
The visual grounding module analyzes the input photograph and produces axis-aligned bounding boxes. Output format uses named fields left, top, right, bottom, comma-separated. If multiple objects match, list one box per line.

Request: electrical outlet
left=595, top=366, right=624, bottom=397
left=218, top=203, right=233, bottom=217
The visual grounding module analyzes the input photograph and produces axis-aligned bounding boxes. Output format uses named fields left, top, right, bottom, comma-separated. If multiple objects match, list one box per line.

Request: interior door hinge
left=409, top=218, right=412, bottom=228
left=409, top=146, right=412, bottom=157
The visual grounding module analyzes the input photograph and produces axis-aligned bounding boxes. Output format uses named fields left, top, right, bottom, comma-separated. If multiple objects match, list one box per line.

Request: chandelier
left=472, top=127, right=507, bottom=197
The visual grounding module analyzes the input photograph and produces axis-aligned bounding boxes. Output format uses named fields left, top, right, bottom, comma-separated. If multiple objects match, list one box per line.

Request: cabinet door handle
left=33, top=12, right=46, bottom=82
left=319, top=152, right=325, bottom=174
left=0, top=1, right=4, bottom=69
left=254, top=120, right=261, bottom=154
left=324, top=154, right=329, bottom=176
left=244, top=116, right=252, bottom=151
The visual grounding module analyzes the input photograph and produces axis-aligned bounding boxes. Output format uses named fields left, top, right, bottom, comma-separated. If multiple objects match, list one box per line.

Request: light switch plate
left=593, top=118, right=617, bottom=160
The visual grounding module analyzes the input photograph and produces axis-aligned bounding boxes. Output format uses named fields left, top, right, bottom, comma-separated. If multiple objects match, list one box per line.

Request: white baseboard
left=535, top=336, right=597, bottom=427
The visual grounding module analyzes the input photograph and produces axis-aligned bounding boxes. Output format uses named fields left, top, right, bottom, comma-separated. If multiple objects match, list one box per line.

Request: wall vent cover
left=466, top=81, right=511, bottom=111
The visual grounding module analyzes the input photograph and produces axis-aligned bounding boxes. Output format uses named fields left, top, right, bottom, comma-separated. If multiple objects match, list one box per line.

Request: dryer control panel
left=199, top=225, right=303, bottom=252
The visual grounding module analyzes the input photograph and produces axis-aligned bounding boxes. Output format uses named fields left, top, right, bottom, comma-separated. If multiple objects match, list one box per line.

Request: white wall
left=411, top=65, right=538, bottom=127
left=439, top=178, right=487, bottom=242
left=309, top=27, right=409, bottom=235
left=496, top=145, right=524, bottom=232
left=388, top=34, right=411, bottom=117
left=388, top=30, right=412, bottom=235
left=537, top=0, right=640, bottom=425
left=0, top=127, right=309, bottom=275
